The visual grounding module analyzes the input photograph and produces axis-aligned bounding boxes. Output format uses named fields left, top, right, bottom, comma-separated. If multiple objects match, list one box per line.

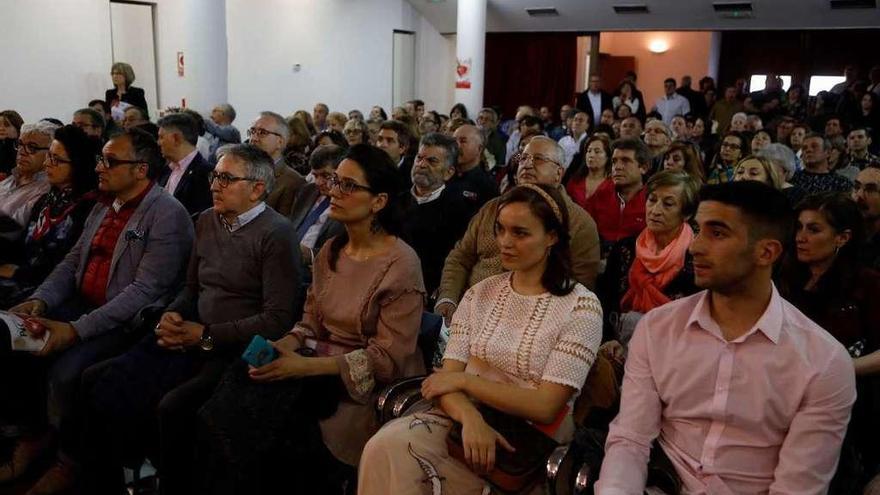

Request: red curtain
left=483, top=32, right=578, bottom=120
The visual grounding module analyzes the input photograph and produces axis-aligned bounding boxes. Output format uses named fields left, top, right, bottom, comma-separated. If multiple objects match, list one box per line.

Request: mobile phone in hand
left=241, top=335, right=277, bottom=367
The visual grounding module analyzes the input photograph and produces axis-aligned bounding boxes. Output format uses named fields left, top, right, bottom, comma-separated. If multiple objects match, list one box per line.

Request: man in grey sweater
left=80, top=144, right=302, bottom=495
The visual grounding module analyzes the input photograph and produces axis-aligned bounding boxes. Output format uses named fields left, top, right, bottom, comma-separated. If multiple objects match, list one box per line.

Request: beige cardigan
left=437, top=185, right=600, bottom=307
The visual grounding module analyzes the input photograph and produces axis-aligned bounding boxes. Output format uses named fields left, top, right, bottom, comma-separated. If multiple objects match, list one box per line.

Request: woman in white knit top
left=359, top=183, right=603, bottom=494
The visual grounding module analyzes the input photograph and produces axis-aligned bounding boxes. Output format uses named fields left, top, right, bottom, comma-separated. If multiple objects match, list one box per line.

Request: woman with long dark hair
left=0, top=125, right=98, bottom=305
left=197, top=144, right=425, bottom=494
left=564, top=135, right=611, bottom=208
left=359, top=184, right=602, bottom=494
left=779, top=193, right=880, bottom=491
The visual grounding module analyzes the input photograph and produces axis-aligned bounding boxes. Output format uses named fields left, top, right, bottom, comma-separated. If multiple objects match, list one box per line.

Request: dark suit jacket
left=576, top=90, right=613, bottom=123
left=398, top=155, right=414, bottom=191
left=267, top=159, right=305, bottom=217
left=158, top=151, right=214, bottom=219
left=288, top=182, right=344, bottom=254
left=105, top=86, right=149, bottom=118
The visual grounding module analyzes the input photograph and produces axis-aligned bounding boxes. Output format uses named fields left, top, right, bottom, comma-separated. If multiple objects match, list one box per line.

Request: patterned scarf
left=29, top=187, right=79, bottom=242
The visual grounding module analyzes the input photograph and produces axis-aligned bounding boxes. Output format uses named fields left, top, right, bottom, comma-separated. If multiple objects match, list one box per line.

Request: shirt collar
left=11, top=169, right=46, bottom=187
left=169, top=148, right=199, bottom=171
left=411, top=184, right=445, bottom=204
left=686, top=283, right=784, bottom=345
left=220, top=201, right=266, bottom=232
left=110, top=181, right=154, bottom=213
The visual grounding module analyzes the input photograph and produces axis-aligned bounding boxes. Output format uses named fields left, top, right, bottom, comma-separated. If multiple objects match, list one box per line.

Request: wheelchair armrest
left=546, top=444, right=569, bottom=481
left=574, top=462, right=595, bottom=494
left=375, top=375, right=427, bottom=425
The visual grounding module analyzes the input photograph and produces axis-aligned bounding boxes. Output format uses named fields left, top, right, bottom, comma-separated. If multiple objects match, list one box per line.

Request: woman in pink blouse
left=197, top=144, right=425, bottom=494
left=359, top=184, right=603, bottom=494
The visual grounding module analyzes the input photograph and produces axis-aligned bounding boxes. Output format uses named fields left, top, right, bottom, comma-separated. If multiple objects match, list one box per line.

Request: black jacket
left=575, top=90, right=613, bottom=123
left=403, top=187, right=472, bottom=301
left=105, top=86, right=149, bottom=118
left=157, top=151, right=214, bottom=219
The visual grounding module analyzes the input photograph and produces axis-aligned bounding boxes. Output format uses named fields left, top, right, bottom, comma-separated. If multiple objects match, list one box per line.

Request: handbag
left=446, top=404, right=559, bottom=493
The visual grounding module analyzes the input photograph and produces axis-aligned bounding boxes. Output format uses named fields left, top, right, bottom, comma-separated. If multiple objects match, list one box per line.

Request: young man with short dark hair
left=597, top=181, right=856, bottom=494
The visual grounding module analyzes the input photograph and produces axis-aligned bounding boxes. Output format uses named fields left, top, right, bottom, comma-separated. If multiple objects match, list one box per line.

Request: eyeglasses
left=328, top=174, right=374, bottom=195
left=247, top=127, right=283, bottom=139
left=96, top=154, right=144, bottom=169
left=209, top=171, right=257, bottom=188
left=14, top=140, right=49, bottom=155
left=46, top=154, right=72, bottom=167
left=519, top=152, right=561, bottom=168
left=853, top=182, right=880, bottom=195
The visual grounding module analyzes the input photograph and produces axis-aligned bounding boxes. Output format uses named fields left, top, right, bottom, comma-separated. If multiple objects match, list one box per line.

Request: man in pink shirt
left=157, top=112, right=213, bottom=218
left=596, top=181, right=856, bottom=494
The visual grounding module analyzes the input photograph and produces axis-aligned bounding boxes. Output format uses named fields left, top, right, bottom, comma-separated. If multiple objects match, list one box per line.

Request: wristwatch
left=199, top=324, right=214, bottom=351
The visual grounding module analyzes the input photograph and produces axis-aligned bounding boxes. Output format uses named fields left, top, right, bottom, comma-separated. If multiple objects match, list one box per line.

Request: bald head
left=454, top=124, right=484, bottom=171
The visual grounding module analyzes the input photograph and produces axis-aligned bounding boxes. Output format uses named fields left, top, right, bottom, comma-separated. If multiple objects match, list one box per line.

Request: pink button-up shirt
left=596, top=285, right=856, bottom=495
left=164, top=149, right=199, bottom=195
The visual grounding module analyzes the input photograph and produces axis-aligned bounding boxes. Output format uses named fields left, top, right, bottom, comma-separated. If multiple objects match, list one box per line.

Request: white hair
left=757, top=143, right=796, bottom=181
left=20, top=121, right=61, bottom=139
left=526, top=135, right=565, bottom=167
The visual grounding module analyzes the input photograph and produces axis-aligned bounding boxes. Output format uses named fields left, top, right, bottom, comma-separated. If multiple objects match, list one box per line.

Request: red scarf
left=621, top=224, right=694, bottom=313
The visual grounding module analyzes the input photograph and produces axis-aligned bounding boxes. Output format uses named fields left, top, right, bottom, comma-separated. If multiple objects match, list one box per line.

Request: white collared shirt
left=221, top=201, right=267, bottom=232
left=165, top=149, right=199, bottom=194
left=300, top=196, right=330, bottom=249
left=411, top=184, right=445, bottom=205
left=654, top=93, right=691, bottom=125
left=588, top=91, right=603, bottom=125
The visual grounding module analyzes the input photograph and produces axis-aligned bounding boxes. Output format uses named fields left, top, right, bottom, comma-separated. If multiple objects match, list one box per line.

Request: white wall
left=0, top=0, right=113, bottom=123
left=0, top=0, right=227, bottom=123
left=153, top=0, right=229, bottom=116
left=0, top=0, right=451, bottom=126
left=226, top=0, right=454, bottom=123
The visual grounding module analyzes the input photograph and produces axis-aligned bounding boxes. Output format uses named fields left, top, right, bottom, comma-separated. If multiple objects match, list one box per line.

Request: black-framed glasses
left=247, top=127, right=283, bottom=139
left=519, top=152, right=561, bottom=168
left=46, top=154, right=72, bottom=167
left=329, top=174, right=374, bottom=195
left=96, top=154, right=144, bottom=169
left=14, top=140, right=49, bottom=155
left=209, top=171, right=257, bottom=188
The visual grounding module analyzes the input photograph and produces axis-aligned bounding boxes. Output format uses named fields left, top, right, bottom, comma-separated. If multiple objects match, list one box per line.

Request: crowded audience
left=2, top=61, right=880, bottom=495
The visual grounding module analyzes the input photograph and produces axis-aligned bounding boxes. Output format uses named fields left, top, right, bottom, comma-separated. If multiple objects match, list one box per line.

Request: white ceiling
left=407, top=0, right=880, bottom=34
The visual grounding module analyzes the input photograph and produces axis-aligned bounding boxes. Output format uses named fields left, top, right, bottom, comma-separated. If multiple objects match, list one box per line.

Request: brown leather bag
left=446, top=405, right=559, bottom=494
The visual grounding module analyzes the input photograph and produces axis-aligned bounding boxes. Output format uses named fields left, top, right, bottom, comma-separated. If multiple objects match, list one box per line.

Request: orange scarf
left=621, top=224, right=694, bottom=313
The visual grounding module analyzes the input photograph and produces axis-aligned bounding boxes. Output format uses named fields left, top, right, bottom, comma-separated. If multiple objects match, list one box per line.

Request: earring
left=370, top=216, right=382, bottom=234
